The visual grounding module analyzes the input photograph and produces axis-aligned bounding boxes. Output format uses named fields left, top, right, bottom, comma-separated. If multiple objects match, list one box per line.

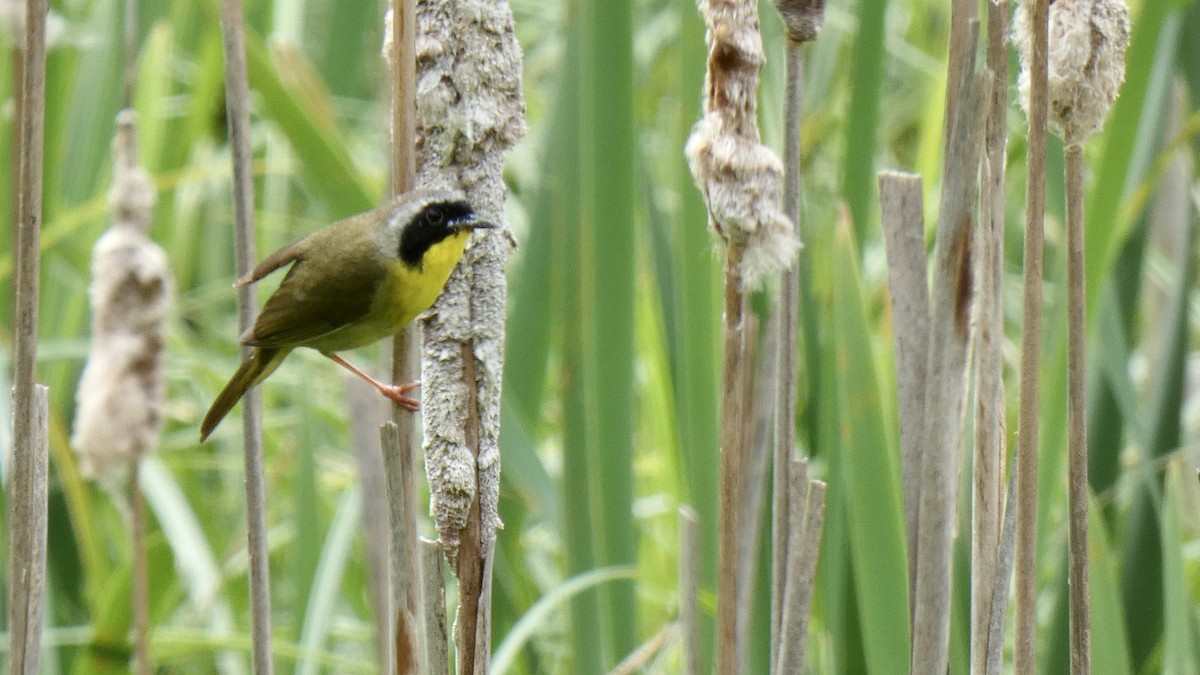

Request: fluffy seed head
left=1014, top=0, right=1130, bottom=145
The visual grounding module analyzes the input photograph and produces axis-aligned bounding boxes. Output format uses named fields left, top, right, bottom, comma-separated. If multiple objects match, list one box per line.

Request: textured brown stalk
left=346, top=379, right=393, bottom=671
left=1065, top=143, right=1091, bottom=674
left=878, top=170, right=929, bottom=602
left=421, top=539, right=451, bottom=674
left=385, top=1, right=422, bottom=670
left=412, top=2, right=525, bottom=672
left=9, top=3, right=48, bottom=671
left=910, top=34, right=988, bottom=672
left=777, top=465, right=825, bottom=673
left=8, top=387, right=49, bottom=675
left=217, top=0, right=273, bottom=669
left=717, top=244, right=752, bottom=674
left=985, top=473, right=1019, bottom=675
left=381, top=422, right=420, bottom=674
left=455, top=342, right=486, bottom=675
left=972, top=3, right=1007, bottom=672
left=1014, top=3, right=1048, bottom=673
left=770, top=34, right=806, bottom=670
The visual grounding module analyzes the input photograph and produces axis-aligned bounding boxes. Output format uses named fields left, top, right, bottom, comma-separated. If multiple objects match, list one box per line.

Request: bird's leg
left=325, top=353, right=421, bottom=411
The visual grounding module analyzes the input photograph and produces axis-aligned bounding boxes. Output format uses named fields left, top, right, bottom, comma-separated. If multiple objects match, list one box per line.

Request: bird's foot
left=382, top=381, right=421, bottom=412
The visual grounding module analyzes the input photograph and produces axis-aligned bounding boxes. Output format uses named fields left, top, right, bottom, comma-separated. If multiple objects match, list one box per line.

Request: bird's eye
left=427, top=207, right=445, bottom=225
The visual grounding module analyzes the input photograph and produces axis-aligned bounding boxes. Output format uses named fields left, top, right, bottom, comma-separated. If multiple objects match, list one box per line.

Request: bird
left=199, top=188, right=490, bottom=441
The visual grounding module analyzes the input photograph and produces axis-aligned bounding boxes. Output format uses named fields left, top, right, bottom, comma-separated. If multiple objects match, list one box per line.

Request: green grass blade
left=491, top=566, right=638, bottom=674
left=831, top=215, right=909, bottom=674
left=296, top=486, right=361, bottom=675
left=1088, top=495, right=1134, bottom=675
left=841, top=0, right=888, bottom=246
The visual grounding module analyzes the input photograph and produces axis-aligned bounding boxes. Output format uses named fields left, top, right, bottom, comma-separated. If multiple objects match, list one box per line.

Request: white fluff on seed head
left=1014, top=0, right=1130, bottom=145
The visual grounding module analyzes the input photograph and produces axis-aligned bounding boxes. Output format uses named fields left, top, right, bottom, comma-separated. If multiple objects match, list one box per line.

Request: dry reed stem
left=346, top=379, right=393, bottom=671
left=8, top=387, right=49, bottom=675
left=972, top=3, right=1008, bottom=672
left=878, top=170, right=929, bottom=602
left=1065, top=143, right=1091, bottom=674
left=679, top=506, right=701, bottom=675
left=9, top=2, right=48, bottom=672
left=218, top=1, right=273, bottom=669
left=910, top=37, right=988, bottom=673
left=1013, top=2, right=1049, bottom=671
left=718, top=244, right=752, bottom=674
left=985, top=474, right=1019, bottom=675
left=382, top=3, right=423, bottom=669
left=381, top=422, right=421, bottom=674
left=777, top=465, right=825, bottom=673
left=943, top=0, right=978, bottom=163
left=739, top=314, right=769, bottom=656
left=421, top=539, right=451, bottom=674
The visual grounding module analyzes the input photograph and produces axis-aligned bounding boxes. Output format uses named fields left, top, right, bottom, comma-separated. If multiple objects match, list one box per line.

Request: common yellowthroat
left=199, top=188, right=490, bottom=441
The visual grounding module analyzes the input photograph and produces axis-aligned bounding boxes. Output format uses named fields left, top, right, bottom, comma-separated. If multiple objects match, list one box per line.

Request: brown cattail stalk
left=413, top=2, right=526, bottom=672
left=1017, top=2, right=1129, bottom=671
left=766, top=2, right=824, bottom=670
left=9, top=1, right=49, bottom=671
left=1011, top=2, right=1049, bottom=670
left=686, top=0, right=799, bottom=670
left=217, top=0, right=273, bottom=669
left=382, top=3, right=422, bottom=670
left=972, top=2, right=1008, bottom=671
left=910, top=30, right=988, bottom=673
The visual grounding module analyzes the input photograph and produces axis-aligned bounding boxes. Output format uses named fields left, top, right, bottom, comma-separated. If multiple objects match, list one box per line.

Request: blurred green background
left=1, top=0, right=1198, bottom=672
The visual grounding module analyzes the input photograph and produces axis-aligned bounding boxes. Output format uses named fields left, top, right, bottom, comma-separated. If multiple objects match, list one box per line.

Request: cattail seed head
left=72, top=112, right=173, bottom=484
left=1014, top=0, right=1130, bottom=145
left=687, top=0, right=800, bottom=289
left=770, top=0, right=825, bottom=43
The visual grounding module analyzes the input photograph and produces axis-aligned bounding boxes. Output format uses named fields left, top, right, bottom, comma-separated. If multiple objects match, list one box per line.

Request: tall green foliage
left=3, top=1, right=1197, bottom=673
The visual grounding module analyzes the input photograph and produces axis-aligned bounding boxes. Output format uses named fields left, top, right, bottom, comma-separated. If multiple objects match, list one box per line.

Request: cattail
left=685, top=0, right=799, bottom=289
left=1014, top=0, right=1130, bottom=145
left=771, top=0, right=825, bottom=43
left=72, top=110, right=172, bottom=485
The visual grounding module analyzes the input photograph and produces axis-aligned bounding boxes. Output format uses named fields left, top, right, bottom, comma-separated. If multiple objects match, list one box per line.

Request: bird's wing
left=239, top=254, right=384, bottom=348
left=236, top=238, right=305, bottom=287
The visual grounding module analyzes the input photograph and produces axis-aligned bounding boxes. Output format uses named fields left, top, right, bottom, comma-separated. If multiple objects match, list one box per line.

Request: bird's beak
left=456, top=218, right=496, bottom=231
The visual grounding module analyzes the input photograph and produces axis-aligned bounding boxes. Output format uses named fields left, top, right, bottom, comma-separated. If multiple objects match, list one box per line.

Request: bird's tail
left=200, top=347, right=287, bottom=441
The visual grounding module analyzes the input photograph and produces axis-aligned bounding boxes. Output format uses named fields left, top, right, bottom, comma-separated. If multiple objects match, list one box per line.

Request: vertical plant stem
left=1015, top=3, right=1048, bottom=673
left=9, top=1, right=48, bottom=672
left=718, top=244, right=751, bottom=675
left=8, top=388, right=49, bottom=675
left=679, top=506, right=701, bottom=675
left=217, top=0, right=273, bottom=670
left=942, top=0, right=977, bottom=159
left=778, top=468, right=825, bottom=673
left=386, top=1, right=421, bottom=671
left=131, top=462, right=151, bottom=675
left=878, top=171, right=929, bottom=602
left=381, top=422, right=420, bottom=674
left=985, top=474, right=1019, bottom=675
left=346, top=379, right=393, bottom=672
left=122, top=0, right=137, bottom=109
left=421, top=539, right=450, bottom=675
left=1065, top=143, right=1091, bottom=674
left=972, top=4, right=1007, bottom=672
left=910, top=47, right=987, bottom=675
left=770, top=40, right=804, bottom=671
